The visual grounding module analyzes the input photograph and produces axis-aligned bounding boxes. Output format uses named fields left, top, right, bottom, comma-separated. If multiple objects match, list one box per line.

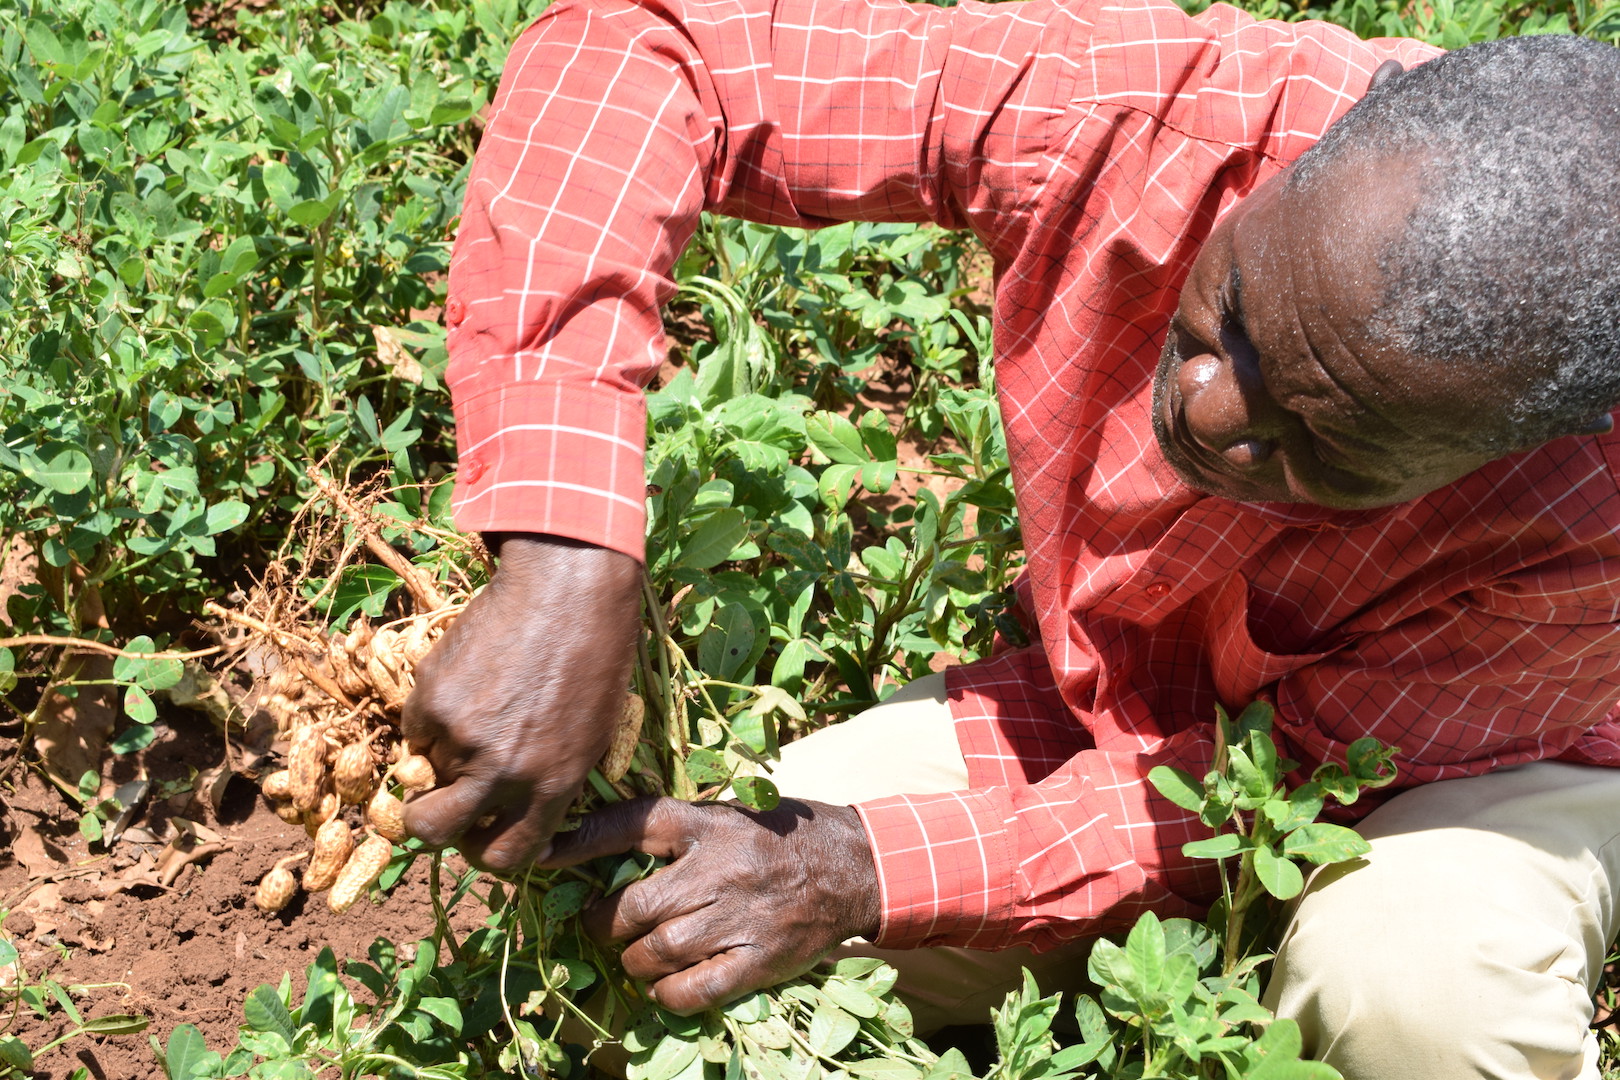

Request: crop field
left=0, top=0, right=1617, bottom=1076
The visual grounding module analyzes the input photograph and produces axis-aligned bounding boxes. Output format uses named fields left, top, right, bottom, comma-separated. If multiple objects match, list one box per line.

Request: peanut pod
left=367, top=787, right=408, bottom=842
left=287, top=723, right=329, bottom=813
left=303, top=789, right=341, bottom=838
left=332, top=730, right=380, bottom=806
left=392, top=753, right=435, bottom=791
left=260, top=769, right=292, bottom=801
left=599, top=692, right=646, bottom=783
left=329, top=833, right=394, bottom=914
left=253, top=853, right=308, bottom=913
left=303, top=818, right=354, bottom=892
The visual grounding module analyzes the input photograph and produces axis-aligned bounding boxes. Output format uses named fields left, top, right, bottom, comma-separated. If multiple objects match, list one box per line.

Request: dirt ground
left=0, top=705, right=484, bottom=1080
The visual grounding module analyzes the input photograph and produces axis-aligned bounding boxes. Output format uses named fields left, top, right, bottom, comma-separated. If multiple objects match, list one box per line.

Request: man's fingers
left=617, top=911, right=728, bottom=981
left=647, top=949, right=778, bottom=1016
left=582, top=864, right=709, bottom=945
left=402, top=774, right=493, bottom=848
left=452, top=802, right=554, bottom=872
left=540, top=797, right=698, bottom=868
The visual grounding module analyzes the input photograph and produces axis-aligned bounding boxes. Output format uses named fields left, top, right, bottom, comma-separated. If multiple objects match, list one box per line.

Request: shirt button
left=445, top=296, right=466, bottom=326
left=1144, top=582, right=1171, bottom=601
left=460, top=456, right=485, bottom=483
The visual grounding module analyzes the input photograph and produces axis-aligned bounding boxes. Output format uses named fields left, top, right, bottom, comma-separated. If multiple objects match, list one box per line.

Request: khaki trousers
left=772, top=673, right=1620, bottom=1079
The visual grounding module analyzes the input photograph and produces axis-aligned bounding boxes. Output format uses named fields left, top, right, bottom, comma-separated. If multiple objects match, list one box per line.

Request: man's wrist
left=823, top=803, right=883, bottom=942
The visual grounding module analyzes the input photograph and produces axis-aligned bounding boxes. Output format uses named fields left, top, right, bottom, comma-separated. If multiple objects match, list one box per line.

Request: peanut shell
left=260, top=769, right=292, bottom=801
left=329, top=833, right=394, bottom=914
left=371, top=628, right=403, bottom=677
left=599, top=692, right=645, bottom=783
left=274, top=801, right=305, bottom=825
left=401, top=620, right=434, bottom=666
left=393, top=754, right=435, bottom=791
left=328, top=634, right=369, bottom=699
left=303, top=789, right=340, bottom=837
left=332, top=739, right=377, bottom=806
left=363, top=651, right=405, bottom=711
left=287, top=723, right=329, bottom=813
left=253, top=853, right=307, bottom=913
left=304, top=817, right=354, bottom=892
left=367, top=787, right=408, bottom=842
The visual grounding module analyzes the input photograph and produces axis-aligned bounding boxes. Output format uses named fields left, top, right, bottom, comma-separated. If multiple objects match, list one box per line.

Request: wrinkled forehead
left=1257, top=160, right=1524, bottom=454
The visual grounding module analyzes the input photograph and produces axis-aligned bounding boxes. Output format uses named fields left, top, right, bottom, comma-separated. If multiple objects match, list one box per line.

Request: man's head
left=1152, top=34, right=1620, bottom=509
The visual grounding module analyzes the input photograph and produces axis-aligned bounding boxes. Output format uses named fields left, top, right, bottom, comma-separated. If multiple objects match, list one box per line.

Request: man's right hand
left=401, top=533, right=642, bottom=872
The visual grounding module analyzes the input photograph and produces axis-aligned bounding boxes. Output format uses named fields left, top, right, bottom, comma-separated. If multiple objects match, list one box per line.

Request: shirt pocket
left=1203, top=574, right=1333, bottom=708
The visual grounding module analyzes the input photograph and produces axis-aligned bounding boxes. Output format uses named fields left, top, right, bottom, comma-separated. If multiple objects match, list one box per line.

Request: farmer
left=397, top=0, right=1620, bottom=1072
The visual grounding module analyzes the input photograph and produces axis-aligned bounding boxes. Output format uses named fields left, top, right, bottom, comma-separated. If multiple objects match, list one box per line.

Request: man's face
left=1151, top=160, right=1503, bottom=510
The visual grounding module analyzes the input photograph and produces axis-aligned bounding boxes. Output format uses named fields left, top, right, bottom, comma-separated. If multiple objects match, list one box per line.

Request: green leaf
left=846, top=1061, right=923, bottom=1080
left=205, top=500, right=249, bottom=535
left=1148, top=765, right=1205, bottom=813
left=1123, top=910, right=1167, bottom=997
left=415, top=996, right=463, bottom=1035
left=730, top=775, right=779, bottom=812
left=243, top=985, right=297, bottom=1049
left=697, top=603, right=756, bottom=682
left=78, top=1014, right=148, bottom=1035
left=635, top=1033, right=698, bottom=1080
left=111, top=637, right=185, bottom=691
left=1182, top=833, right=1246, bottom=859
left=0, top=939, right=16, bottom=968
left=1252, top=844, right=1306, bottom=901
left=0, top=1035, right=33, bottom=1072
left=28, top=448, right=93, bottom=495
left=1281, top=822, right=1371, bottom=866
left=819, top=978, right=881, bottom=1018
left=676, top=509, right=748, bottom=570
left=922, top=1048, right=975, bottom=1080
left=858, top=458, right=897, bottom=494
left=805, top=412, right=867, bottom=465
left=857, top=409, right=898, bottom=462
left=1244, top=1018, right=1340, bottom=1080
left=806, top=1003, right=859, bottom=1057
left=124, top=685, right=156, bottom=724
left=818, top=463, right=861, bottom=510
left=1227, top=745, right=1269, bottom=801
left=831, top=957, right=886, bottom=979
left=542, top=881, right=592, bottom=921
left=721, top=992, right=770, bottom=1024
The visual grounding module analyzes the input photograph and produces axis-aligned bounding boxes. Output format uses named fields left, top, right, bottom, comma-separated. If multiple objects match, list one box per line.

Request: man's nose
left=1178, top=351, right=1277, bottom=469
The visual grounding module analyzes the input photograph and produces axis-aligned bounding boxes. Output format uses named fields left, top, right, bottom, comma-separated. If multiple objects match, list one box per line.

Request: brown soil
left=0, top=705, right=484, bottom=1080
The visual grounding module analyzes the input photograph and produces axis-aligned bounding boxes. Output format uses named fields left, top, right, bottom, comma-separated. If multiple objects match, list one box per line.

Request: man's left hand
left=541, top=797, right=881, bottom=1014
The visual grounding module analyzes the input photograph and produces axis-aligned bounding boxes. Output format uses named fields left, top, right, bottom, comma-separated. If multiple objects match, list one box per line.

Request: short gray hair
left=1289, top=35, right=1620, bottom=454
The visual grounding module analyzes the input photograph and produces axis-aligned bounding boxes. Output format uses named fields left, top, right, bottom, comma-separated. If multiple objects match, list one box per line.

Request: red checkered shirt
left=444, top=0, right=1620, bottom=950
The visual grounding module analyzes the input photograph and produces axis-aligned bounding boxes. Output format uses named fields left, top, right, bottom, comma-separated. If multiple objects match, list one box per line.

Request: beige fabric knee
left=768, top=673, right=1093, bottom=1034
left=1264, top=761, right=1620, bottom=1080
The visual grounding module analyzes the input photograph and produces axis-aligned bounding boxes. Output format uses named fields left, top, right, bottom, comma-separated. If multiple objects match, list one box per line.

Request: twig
left=203, top=601, right=324, bottom=654
left=0, top=636, right=222, bottom=662
left=307, top=467, right=449, bottom=612
left=294, top=659, right=361, bottom=712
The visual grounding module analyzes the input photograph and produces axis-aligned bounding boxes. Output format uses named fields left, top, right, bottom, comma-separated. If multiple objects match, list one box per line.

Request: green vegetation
left=0, top=0, right=1616, bottom=1075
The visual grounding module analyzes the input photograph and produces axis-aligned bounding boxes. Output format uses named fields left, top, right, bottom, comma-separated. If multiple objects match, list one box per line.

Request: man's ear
left=1367, top=60, right=1403, bottom=94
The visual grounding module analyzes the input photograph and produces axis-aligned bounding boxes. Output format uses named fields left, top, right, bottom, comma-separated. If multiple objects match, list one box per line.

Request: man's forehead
left=1230, top=159, right=1513, bottom=456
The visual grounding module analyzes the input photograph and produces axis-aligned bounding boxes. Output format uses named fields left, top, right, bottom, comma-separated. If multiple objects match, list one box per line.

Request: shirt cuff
left=449, top=379, right=648, bottom=563
left=853, top=788, right=1020, bottom=950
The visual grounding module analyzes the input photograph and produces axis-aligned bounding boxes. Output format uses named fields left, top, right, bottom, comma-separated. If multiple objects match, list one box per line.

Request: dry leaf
left=373, top=325, right=422, bottom=384
left=12, top=824, right=68, bottom=876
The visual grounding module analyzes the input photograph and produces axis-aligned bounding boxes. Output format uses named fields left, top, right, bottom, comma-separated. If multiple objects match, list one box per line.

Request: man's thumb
left=403, top=776, right=491, bottom=848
